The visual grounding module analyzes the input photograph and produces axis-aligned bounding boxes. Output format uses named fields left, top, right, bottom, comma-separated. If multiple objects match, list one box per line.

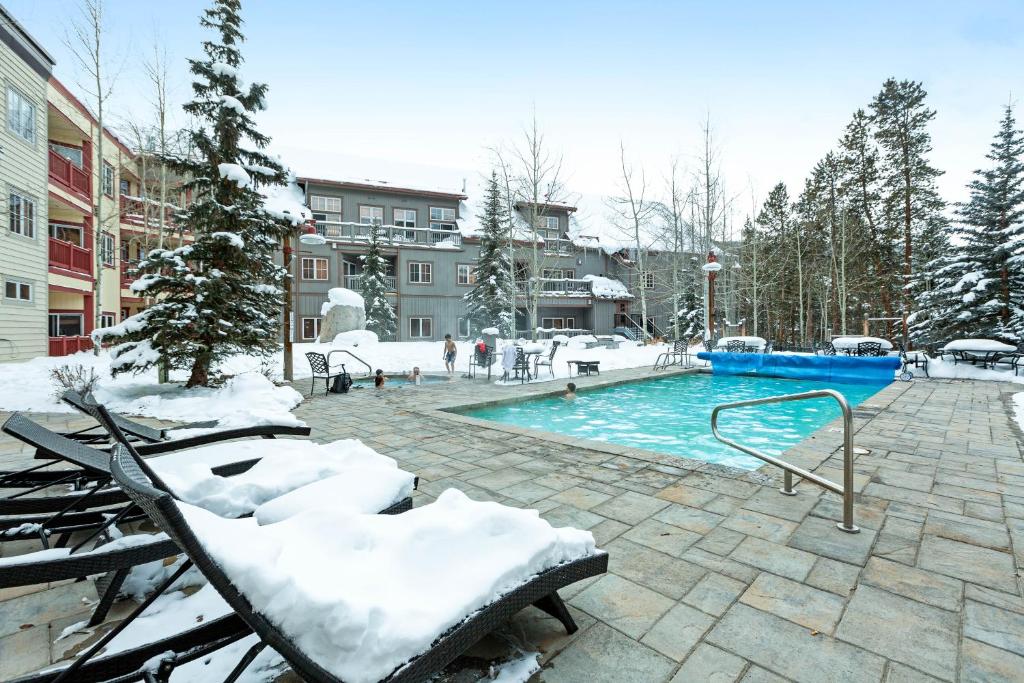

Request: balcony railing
left=516, top=328, right=592, bottom=339
left=120, top=194, right=178, bottom=229
left=315, top=221, right=462, bottom=248
left=543, top=238, right=575, bottom=255
left=515, top=278, right=593, bottom=297
left=343, top=274, right=397, bottom=291
left=49, top=336, right=93, bottom=356
left=48, top=149, right=90, bottom=197
left=49, top=237, right=93, bottom=275
left=121, top=260, right=138, bottom=288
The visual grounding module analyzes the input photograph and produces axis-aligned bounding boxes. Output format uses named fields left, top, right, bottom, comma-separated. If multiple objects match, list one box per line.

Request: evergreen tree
left=918, top=105, right=1024, bottom=342
left=464, top=171, right=515, bottom=336
left=94, top=0, right=292, bottom=387
left=359, top=224, right=398, bottom=340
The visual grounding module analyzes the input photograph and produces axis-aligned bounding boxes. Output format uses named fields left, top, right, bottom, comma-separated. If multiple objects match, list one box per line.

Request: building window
left=99, top=313, right=115, bottom=328
left=3, top=278, right=32, bottom=302
left=359, top=205, right=384, bottom=225
left=456, top=264, right=476, bottom=285
left=49, top=143, right=83, bottom=167
left=409, top=317, right=432, bottom=339
left=102, top=162, right=115, bottom=197
left=101, top=233, right=115, bottom=266
left=119, top=179, right=130, bottom=196
left=429, top=206, right=456, bottom=231
left=541, top=318, right=577, bottom=330
left=393, top=208, right=416, bottom=228
left=301, top=257, right=329, bottom=280
left=309, top=195, right=341, bottom=213
left=408, top=261, right=432, bottom=284
left=50, top=223, right=84, bottom=245
left=301, top=317, right=321, bottom=340
left=641, top=272, right=654, bottom=289
left=8, top=192, right=36, bottom=238
left=48, top=313, right=84, bottom=337
left=457, top=317, right=471, bottom=338
left=545, top=216, right=559, bottom=231
left=6, top=87, right=36, bottom=144
left=542, top=268, right=574, bottom=280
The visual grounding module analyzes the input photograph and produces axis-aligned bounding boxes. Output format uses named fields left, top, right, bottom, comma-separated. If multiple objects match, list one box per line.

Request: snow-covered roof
left=582, top=274, right=633, bottom=299
left=299, top=176, right=467, bottom=201
left=263, top=175, right=313, bottom=226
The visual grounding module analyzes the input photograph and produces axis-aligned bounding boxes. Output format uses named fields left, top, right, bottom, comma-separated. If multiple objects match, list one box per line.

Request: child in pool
left=374, top=369, right=386, bottom=388
left=564, top=382, right=577, bottom=400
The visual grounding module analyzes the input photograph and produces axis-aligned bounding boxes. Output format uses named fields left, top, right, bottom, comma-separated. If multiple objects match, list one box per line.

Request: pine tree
left=359, top=224, right=397, bottom=340
left=918, top=105, right=1024, bottom=342
left=94, top=0, right=293, bottom=387
left=464, top=171, right=515, bottom=336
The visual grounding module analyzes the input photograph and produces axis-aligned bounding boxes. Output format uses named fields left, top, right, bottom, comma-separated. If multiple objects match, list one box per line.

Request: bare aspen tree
left=689, top=116, right=731, bottom=337
left=64, top=0, right=118, bottom=348
left=143, top=40, right=172, bottom=250
left=664, top=157, right=691, bottom=339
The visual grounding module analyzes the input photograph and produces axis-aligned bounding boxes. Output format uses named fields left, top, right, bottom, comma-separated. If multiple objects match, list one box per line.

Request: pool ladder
left=327, top=349, right=373, bottom=377
left=710, top=389, right=859, bottom=533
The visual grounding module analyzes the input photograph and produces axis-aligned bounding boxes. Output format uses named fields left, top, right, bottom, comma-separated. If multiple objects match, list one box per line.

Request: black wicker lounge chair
left=534, top=340, right=561, bottom=378
left=653, top=339, right=690, bottom=370
left=94, top=442, right=608, bottom=683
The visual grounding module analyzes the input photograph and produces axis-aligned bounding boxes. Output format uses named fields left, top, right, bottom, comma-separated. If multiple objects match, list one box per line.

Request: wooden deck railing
left=49, top=336, right=93, bottom=356
left=49, top=238, right=93, bottom=275
left=48, top=149, right=90, bottom=197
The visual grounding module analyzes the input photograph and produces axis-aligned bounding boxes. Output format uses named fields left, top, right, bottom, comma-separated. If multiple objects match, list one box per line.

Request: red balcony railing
left=120, top=260, right=137, bottom=288
left=49, top=238, right=93, bottom=275
left=48, top=149, right=90, bottom=197
left=120, top=194, right=177, bottom=229
left=49, top=336, right=93, bottom=356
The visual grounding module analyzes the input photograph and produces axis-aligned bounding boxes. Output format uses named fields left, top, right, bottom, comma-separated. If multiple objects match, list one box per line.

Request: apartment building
left=0, top=6, right=53, bottom=361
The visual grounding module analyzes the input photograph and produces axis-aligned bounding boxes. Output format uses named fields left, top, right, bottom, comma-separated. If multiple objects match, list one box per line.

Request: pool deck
left=2, top=367, right=1024, bottom=681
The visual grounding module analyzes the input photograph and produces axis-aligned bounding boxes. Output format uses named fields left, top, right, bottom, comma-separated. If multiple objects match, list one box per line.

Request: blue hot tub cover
left=695, top=352, right=900, bottom=384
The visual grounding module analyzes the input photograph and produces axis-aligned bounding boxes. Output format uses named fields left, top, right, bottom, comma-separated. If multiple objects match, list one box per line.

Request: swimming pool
left=457, top=374, right=887, bottom=470
left=352, top=374, right=451, bottom=388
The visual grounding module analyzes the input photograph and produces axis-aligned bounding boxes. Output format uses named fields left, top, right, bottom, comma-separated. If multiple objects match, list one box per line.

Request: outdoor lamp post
left=701, top=251, right=722, bottom=340
left=282, top=220, right=326, bottom=382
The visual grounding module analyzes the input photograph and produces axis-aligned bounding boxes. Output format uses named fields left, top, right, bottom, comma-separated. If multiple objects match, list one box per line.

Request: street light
left=701, top=251, right=722, bottom=340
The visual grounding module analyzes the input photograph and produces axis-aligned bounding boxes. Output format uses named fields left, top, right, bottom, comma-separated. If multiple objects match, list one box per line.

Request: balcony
left=121, top=260, right=138, bottom=289
left=49, top=237, right=93, bottom=275
left=515, top=278, right=593, bottom=297
left=48, top=149, right=90, bottom=199
left=49, top=336, right=93, bottom=356
left=543, top=238, right=575, bottom=256
left=120, top=194, right=177, bottom=229
left=315, top=221, right=462, bottom=248
left=343, top=274, right=397, bottom=291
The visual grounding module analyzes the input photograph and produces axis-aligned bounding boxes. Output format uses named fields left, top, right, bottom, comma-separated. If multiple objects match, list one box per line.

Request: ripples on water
left=461, top=374, right=886, bottom=470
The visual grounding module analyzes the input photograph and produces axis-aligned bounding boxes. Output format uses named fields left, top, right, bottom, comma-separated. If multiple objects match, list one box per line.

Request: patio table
left=831, top=336, right=893, bottom=355
left=941, top=339, right=1017, bottom=368
left=716, top=336, right=767, bottom=353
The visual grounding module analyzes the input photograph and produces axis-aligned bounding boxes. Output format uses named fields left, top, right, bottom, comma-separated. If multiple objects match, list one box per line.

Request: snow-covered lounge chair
left=0, top=412, right=415, bottom=547
left=73, top=443, right=608, bottom=683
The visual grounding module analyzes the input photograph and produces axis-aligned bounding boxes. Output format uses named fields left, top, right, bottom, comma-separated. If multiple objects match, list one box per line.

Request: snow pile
left=262, top=174, right=311, bottom=226
left=481, top=327, right=499, bottom=335
left=484, top=652, right=542, bottom=683
left=581, top=274, right=633, bottom=299
left=109, top=340, right=161, bottom=372
left=181, top=488, right=598, bottom=683
left=218, top=162, right=252, bottom=188
left=156, top=438, right=413, bottom=518
left=333, top=330, right=378, bottom=346
left=321, top=288, right=365, bottom=316
left=210, top=231, right=245, bottom=248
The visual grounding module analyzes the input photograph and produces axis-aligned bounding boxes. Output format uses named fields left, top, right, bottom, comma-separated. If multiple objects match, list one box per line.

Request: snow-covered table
left=941, top=339, right=1018, bottom=368
left=716, top=336, right=767, bottom=352
left=831, top=336, right=893, bottom=355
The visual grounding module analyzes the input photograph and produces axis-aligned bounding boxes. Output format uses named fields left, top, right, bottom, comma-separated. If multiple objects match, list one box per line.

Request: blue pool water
left=458, top=374, right=887, bottom=470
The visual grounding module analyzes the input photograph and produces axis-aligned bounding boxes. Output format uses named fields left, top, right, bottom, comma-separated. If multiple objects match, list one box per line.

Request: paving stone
left=703, top=494, right=746, bottom=516
left=916, top=535, right=1018, bottom=593
left=0, top=581, right=97, bottom=638
left=622, top=518, right=702, bottom=557
left=741, top=487, right=820, bottom=522
left=923, top=511, right=1011, bottom=552
left=589, top=518, right=631, bottom=546
left=721, top=509, right=798, bottom=544
left=960, top=637, right=1024, bottom=683
left=656, top=482, right=719, bottom=507
left=964, top=583, right=1024, bottom=615
left=873, top=468, right=934, bottom=492
left=591, top=491, right=669, bottom=525
left=740, top=666, right=789, bottom=683
left=871, top=531, right=919, bottom=566
left=541, top=505, right=606, bottom=531
left=787, top=515, right=877, bottom=566
left=0, top=625, right=50, bottom=680
left=542, top=621, right=675, bottom=683
left=466, top=467, right=535, bottom=491
left=653, top=503, right=725, bottom=534
left=963, top=600, right=1024, bottom=656
left=640, top=602, right=715, bottom=661
left=606, top=539, right=706, bottom=600
left=730, top=536, right=816, bottom=582
left=835, top=585, right=959, bottom=681
left=669, top=643, right=747, bottom=683
left=805, top=557, right=861, bottom=597
left=707, top=603, right=886, bottom=683
left=548, top=486, right=612, bottom=510
left=885, top=663, right=944, bottom=682
left=694, top=526, right=747, bottom=556
left=569, top=574, right=674, bottom=639
left=683, top=472, right=762, bottom=498
left=740, top=572, right=846, bottom=633
left=964, top=501, right=1004, bottom=523
left=500, top=480, right=559, bottom=504
left=880, top=515, right=923, bottom=541
left=682, top=572, right=746, bottom=617
left=861, top=483, right=963, bottom=514
left=860, top=557, right=962, bottom=612
left=681, top=547, right=760, bottom=584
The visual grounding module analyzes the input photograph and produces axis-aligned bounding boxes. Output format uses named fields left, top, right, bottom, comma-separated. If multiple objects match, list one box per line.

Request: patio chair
left=534, top=340, right=561, bottom=378
left=304, top=352, right=350, bottom=396
left=726, top=339, right=745, bottom=353
left=855, top=341, right=883, bottom=357
left=467, top=344, right=494, bottom=380
left=820, top=341, right=837, bottom=356
left=763, top=341, right=773, bottom=354
left=653, top=339, right=689, bottom=370
left=512, top=347, right=532, bottom=383
left=896, top=342, right=929, bottom=379
left=95, top=443, right=608, bottom=683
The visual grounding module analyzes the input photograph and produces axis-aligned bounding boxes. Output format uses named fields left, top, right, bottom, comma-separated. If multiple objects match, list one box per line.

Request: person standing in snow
left=443, top=334, right=457, bottom=374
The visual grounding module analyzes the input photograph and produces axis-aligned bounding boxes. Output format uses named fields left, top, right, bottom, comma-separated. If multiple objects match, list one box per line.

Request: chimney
left=461, top=177, right=467, bottom=194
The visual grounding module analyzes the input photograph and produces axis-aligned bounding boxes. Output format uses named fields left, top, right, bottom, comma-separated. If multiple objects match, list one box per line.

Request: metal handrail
left=327, top=349, right=373, bottom=377
left=710, top=389, right=859, bottom=533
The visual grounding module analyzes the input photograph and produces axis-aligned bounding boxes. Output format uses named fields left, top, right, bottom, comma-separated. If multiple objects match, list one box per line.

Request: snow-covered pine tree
left=464, top=171, right=515, bottom=336
left=94, top=0, right=292, bottom=387
left=359, top=224, right=398, bottom=340
left=917, top=105, right=1024, bottom=342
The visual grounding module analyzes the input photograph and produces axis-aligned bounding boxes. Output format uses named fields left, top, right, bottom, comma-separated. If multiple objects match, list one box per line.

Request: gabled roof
left=0, top=4, right=55, bottom=78
left=299, top=176, right=468, bottom=201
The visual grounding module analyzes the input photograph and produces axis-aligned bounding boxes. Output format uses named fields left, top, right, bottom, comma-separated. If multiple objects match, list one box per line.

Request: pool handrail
left=710, top=389, right=859, bottom=534
left=327, top=349, right=373, bottom=377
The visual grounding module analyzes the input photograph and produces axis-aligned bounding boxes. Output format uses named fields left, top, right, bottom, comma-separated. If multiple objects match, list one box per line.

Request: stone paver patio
left=2, top=367, right=1023, bottom=682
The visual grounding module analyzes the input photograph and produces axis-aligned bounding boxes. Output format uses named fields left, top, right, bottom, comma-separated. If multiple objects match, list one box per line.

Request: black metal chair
left=304, top=352, right=349, bottom=396
left=726, top=340, right=745, bottom=353
left=855, top=341, right=883, bottom=357
left=512, top=347, right=532, bottom=383
left=534, top=341, right=561, bottom=378
left=820, top=341, right=837, bottom=356
left=896, top=342, right=929, bottom=379
left=104, top=443, right=608, bottom=683
left=653, top=339, right=689, bottom=370
left=467, top=344, right=495, bottom=380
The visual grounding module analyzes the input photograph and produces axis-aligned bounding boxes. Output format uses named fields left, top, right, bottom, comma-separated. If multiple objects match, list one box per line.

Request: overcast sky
left=12, top=0, right=1024, bottom=218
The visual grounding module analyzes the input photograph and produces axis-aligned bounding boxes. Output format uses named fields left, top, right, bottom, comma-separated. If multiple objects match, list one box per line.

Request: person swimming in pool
left=564, top=382, right=577, bottom=400
left=406, top=366, right=422, bottom=385
left=374, top=369, right=386, bottom=388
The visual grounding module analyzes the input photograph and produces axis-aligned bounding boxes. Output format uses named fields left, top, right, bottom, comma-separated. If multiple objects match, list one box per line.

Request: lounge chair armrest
left=135, top=425, right=312, bottom=455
